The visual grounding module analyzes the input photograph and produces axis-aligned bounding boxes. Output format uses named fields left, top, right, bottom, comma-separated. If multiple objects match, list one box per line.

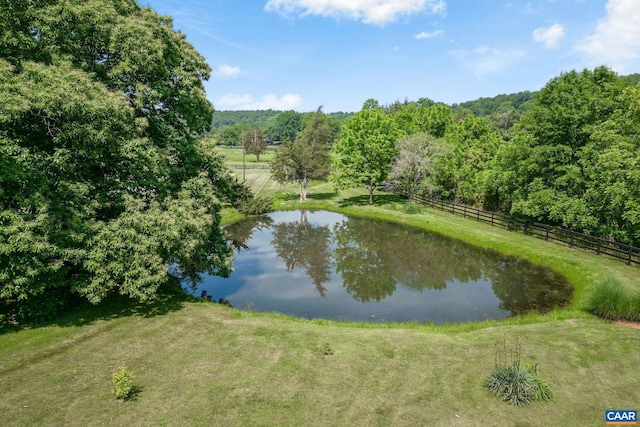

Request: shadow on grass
left=338, top=193, right=404, bottom=207
left=0, top=279, right=194, bottom=335
left=120, top=385, right=144, bottom=402
left=277, top=191, right=339, bottom=203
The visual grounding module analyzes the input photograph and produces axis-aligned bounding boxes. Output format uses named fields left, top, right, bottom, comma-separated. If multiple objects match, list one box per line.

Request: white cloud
left=415, top=29, right=444, bottom=40
left=213, top=64, right=245, bottom=78
left=216, top=93, right=302, bottom=110
left=264, top=0, right=446, bottom=25
left=532, top=23, right=565, bottom=49
left=576, top=0, right=640, bottom=71
left=449, top=46, right=525, bottom=77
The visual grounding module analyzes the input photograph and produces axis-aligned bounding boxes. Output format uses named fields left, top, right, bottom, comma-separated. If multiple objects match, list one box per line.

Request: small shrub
left=318, top=342, right=334, bottom=356
left=402, top=203, right=422, bottom=215
left=487, top=364, right=537, bottom=406
left=531, top=371, right=554, bottom=401
left=487, top=337, right=553, bottom=406
left=236, top=195, right=274, bottom=215
left=112, top=366, right=136, bottom=400
left=630, top=293, right=640, bottom=322
left=587, top=278, right=640, bottom=321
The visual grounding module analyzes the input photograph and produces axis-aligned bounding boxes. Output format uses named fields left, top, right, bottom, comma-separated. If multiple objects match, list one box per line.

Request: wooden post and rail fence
left=406, top=193, right=640, bottom=267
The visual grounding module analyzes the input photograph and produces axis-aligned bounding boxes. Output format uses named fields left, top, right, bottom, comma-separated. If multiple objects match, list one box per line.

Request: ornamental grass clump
left=587, top=277, right=640, bottom=322
left=486, top=337, right=553, bottom=406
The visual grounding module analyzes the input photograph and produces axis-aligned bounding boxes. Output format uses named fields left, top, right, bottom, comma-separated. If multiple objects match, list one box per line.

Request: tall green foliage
left=331, top=107, right=404, bottom=204
left=271, top=106, right=332, bottom=201
left=435, top=116, right=501, bottom=206
left=492, top=67, right=638, bottom=242
left=0, top=0, right=236, bottom=320
left=264, top=110, right=302, bottom=142
left=387, top=133, right=448, bottom=203
left=586, top=85, right=640, bottom=244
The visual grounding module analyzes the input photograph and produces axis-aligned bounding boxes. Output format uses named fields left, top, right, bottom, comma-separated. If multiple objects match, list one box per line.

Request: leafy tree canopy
left=331, top=108, right=405, bottom=204
left=271, top=107, right=332, bottom=201
left=492, top=66, right=638, bottom=241
left=0, top=0, right=237, bottom=321
left=387, top=132, right=449, bottom=203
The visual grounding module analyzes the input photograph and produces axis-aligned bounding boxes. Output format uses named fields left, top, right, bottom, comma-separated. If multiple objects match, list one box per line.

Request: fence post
left=628, top=246, right=633, bottom=266
left=463, top=205, right=466, bottom=218
left=545, top=226, right=549, bottom=241
left=524, top=221, right=529, bottom=236
left=491, top=212, right=494, bottom=226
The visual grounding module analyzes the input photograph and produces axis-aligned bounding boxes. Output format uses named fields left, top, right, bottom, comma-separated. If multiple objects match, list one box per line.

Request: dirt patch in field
left=615, top=320, right=640, bottom=330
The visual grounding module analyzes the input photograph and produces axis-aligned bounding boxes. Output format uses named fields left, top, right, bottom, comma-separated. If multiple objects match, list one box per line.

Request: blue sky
left=141, top=0, right=640, bottom=112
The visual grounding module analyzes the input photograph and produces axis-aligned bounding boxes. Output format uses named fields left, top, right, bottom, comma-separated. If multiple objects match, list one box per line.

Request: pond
left=181, top=210, right=573, bottom=324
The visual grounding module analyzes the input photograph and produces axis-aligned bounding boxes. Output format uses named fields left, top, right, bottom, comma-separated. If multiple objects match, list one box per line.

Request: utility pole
left=242, top=131, right=246, bottom=182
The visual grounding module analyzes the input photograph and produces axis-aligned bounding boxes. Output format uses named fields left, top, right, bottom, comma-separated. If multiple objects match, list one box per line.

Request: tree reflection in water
left=191, top=210, right=573, bottom=322
left=271, top=210, right=332, bottom=297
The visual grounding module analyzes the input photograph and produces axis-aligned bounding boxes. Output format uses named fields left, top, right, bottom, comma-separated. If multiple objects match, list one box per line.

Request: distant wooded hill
left=209, top=93, right=536, bottom=131
left=451, top=91, right=535, bottom=117
left=211, top=72, right=640, bottom=130
left=211, top=109, right=353, bottom=131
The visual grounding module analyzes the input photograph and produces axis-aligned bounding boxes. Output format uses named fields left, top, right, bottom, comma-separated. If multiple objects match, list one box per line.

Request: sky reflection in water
left=185, top=210, right=573, bottom=323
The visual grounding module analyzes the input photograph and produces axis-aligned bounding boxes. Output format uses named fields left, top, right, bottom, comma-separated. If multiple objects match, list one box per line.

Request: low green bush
left=15, top=287, right=75, bottom=324
left=587, top=278, right=640, bottom=321
left=487, top=364, right=536, bottom=406
left=402, top=203, right=423, bottom=215
left=487, top=337, right=553, bottom=406
left=236, top=195, right=274, bottom=215
left=112, top=366, right=136, bottom=400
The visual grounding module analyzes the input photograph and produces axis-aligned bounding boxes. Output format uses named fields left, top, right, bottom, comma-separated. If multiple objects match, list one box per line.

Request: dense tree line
left=213, top=109, right=352, bottom=146
left=0, top=0, right=247, bottom=321
left=452, top=91, right=535, bottom=117
left=211, top=109, right=282, bottom=130
left=327, top=67, right=640, bottom=246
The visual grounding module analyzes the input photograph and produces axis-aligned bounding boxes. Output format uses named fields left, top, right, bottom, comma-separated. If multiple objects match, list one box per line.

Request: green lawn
left=1, top=289, right=638, bottom=426
left=217, top=146, right=276, bottom=164
left=2, top=169, right=640, bottom=426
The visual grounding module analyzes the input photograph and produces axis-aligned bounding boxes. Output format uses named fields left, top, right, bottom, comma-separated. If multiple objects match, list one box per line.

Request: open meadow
left=1, top=167, right=639, bottom=427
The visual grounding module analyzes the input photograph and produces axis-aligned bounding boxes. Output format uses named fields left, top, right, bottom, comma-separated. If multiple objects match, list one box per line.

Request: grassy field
left=2, top=167, right=640, bottom=426
left=216, top=146, right=276, bottom=164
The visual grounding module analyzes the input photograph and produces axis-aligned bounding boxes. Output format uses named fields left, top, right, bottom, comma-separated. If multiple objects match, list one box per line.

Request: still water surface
left=185, top=210, right=573, bottom=323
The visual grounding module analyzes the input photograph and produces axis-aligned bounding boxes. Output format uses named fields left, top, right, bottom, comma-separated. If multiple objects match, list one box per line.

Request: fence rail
left=227, top=164, right=271, bottom=170
left=410, top=194, right=640, bottom=267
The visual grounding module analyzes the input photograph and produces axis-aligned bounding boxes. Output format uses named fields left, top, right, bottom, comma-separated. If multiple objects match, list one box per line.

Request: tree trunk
left=299, top=178, right=308, bottom=201
left=368, top=184, right=374, bottom=204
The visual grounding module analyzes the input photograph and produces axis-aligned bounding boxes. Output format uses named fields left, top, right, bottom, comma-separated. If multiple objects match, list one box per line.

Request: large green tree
left=387, top=133, right=448, bottom=203
left=492, top=67, right=629, bottom=234
left=331, top=107, right=404, bottom=204
left=264, top=110, right=302, bottom=142
left=0, top=0, right=236, bottom=320
left=437, top=116, right=502, bottom=206
left=584, top=85, right=640, bottom=244
left=243, top=126, right=267, bottom=162
left=271, top=106, right=332, bottom=201
left=218, top=123, right=250, bottom=146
